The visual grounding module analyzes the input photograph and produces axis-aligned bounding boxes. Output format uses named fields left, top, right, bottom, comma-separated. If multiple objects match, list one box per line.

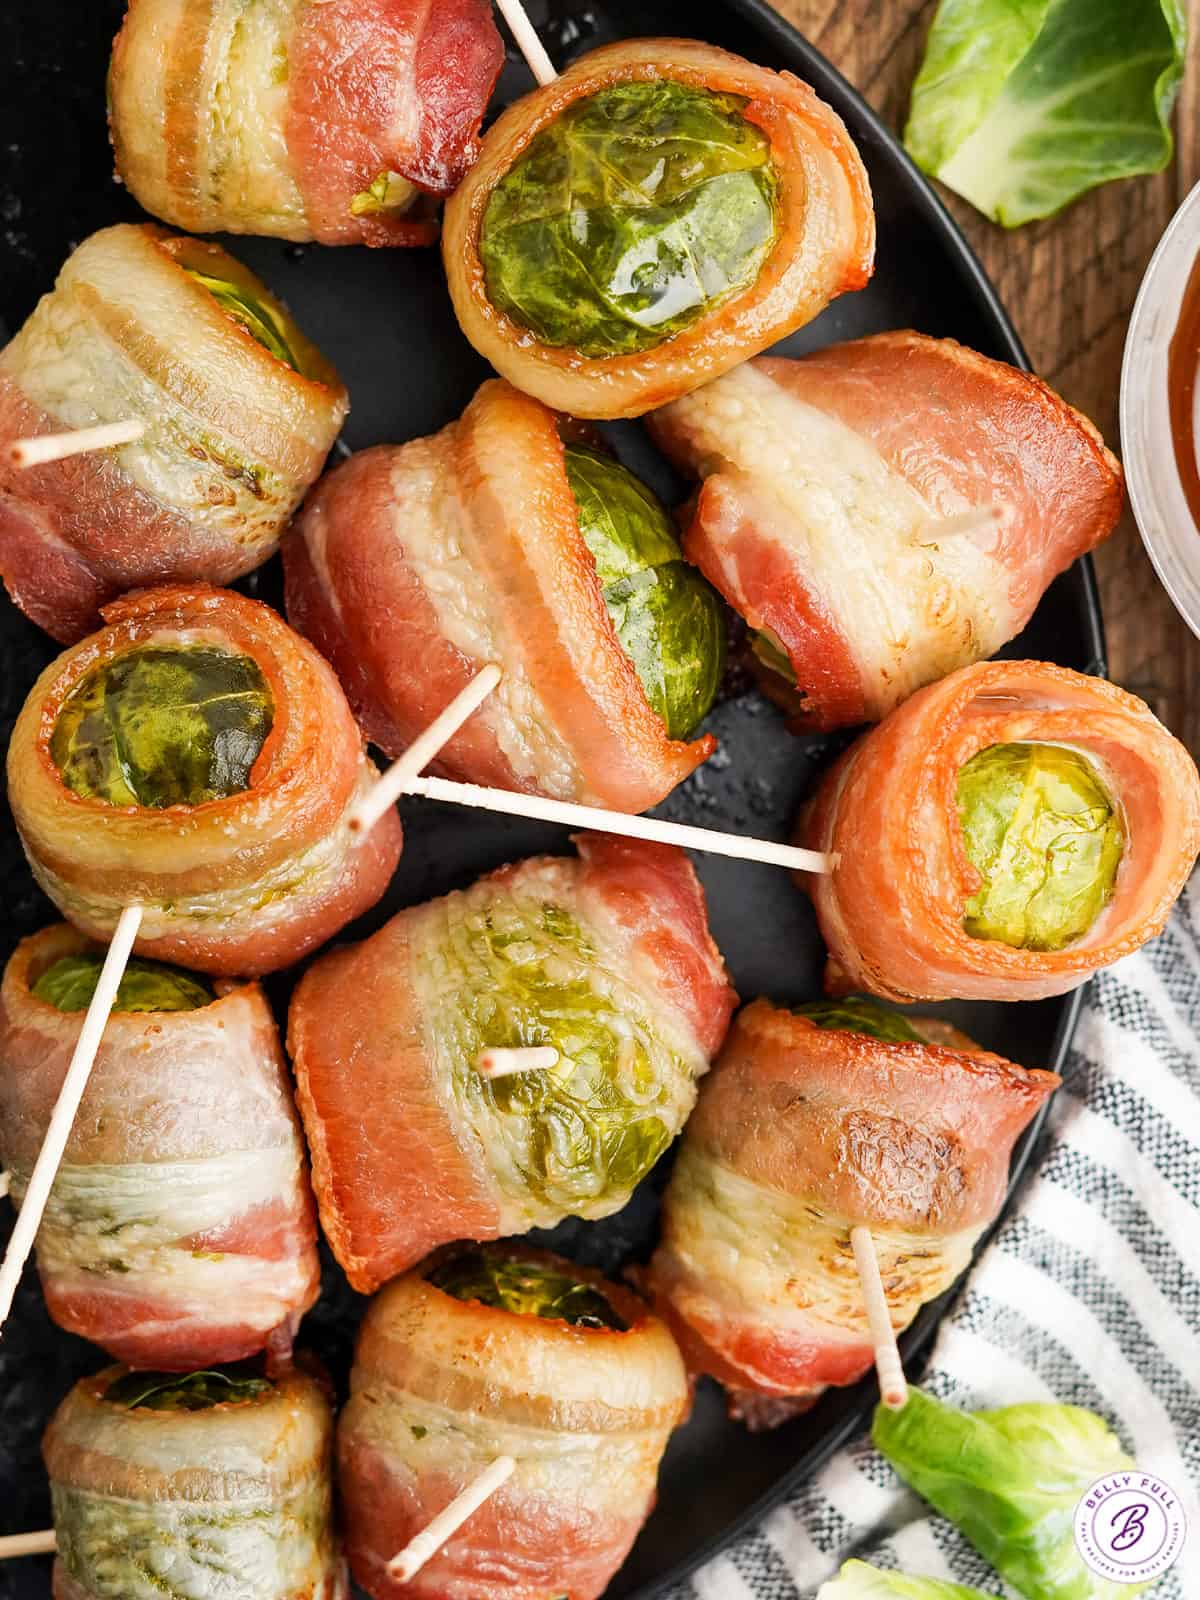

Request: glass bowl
left=1121, top=179, right=1200, bottom=639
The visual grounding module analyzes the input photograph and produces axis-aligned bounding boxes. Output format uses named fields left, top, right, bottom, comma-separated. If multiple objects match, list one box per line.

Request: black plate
left=0, top=2, right=1105, bottom=1596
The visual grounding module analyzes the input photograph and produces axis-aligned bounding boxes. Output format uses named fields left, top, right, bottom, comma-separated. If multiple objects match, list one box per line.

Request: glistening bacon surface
left=641, top=1001, right=1058, bottom=1425
left=0, top=225, right=347, bottom=643
left=44, top=1365, right=345, bottom=1599
left=800, top=661, right=1200, bottom=1001
left=6, top=586, right=401, bottom=976
left=109, top=0, right=503, bottom=244
left=0, top=924, right=319, bottom=1369
left=443, top=38, right=875, bottom=418
left=285, top=379, right=716, bottom=810
left=289, top=833, right=735, bottom=1292
left=338, top=1248, right=688, bottom=1600
left=649, top=334, right=1123, bottom=729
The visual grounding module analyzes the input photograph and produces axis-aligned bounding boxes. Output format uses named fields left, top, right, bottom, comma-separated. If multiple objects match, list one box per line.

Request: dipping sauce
left=1168, top=249, right=1200, bottom=530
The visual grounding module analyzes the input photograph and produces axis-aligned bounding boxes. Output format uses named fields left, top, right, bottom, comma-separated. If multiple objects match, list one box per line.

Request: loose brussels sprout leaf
left=350, top=169, right=417, bottom=217
left=873, top=1387, right=1147, bottom=1600
left=103, top=1363, right=273, bottom=1412
left=183, top=265, right=302, bottom=371
left=794, top=998, right=928, bottom=1045
left=904, top=0, right=1184, bottom=227
left=818, top=1561, right=993, bottom=1600
left=51, top=645, right=274, bottom=810
left=32, top=953, right=213, bottom=1014
left=564, top=444, right=724, bottom=737
left=427, top=1247, right=627, bottom=1331
left=480, top=80, right=778, bottom=356
left=750, top=626, right=798, bottom=686
left=957, top=743, right=1124, bottom=951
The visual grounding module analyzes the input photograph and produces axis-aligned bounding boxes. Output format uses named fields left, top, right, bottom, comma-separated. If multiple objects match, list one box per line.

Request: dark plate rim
left=620, top=3, right=1106, bottom=1594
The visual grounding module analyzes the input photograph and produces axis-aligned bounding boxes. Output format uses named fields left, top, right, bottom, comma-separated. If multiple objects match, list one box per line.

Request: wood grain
left=770, top=0, right=1200, bottom=752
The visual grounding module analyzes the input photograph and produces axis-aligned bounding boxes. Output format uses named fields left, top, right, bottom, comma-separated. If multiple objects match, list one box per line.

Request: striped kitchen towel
left=677, top=880, right=1200, bottom=1599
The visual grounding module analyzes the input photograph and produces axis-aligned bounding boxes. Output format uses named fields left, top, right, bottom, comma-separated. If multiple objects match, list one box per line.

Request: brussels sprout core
left=564, top=444, right=724, bottom=737
left=33, top=952, right=213, bottom=1014
left=350, top=170, right=418, bottom=219
left=794, top=998, right=927, bottom=1045
left=182, top=265, right=302, bottom=372
left=52, top=645, right=274, bottom=809
left=102, top=1363, right=273, bottom=1412
left=957, top=742, right=1123, bottom=951
left=479, top=80, right=778, bottom=357
left=427, top=1247, right=627, bottom=1331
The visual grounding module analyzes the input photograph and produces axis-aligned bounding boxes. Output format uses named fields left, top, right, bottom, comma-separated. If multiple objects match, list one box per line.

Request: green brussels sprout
left=182, top=265, right=302, bottom=372
left=793, top=997, right=928, bottom=1045
left=479, top=80, right=778, bottom=357
left=873, top=1387, right=1147, bottom=1600
left=750, top=626, right=798, bottom=686
left=51, top=645, right=274, bottom=809
left=427, top=1247, right=627, bottom=1331
left=957, top=743, right=1124, bottom=951
left=430, top=892, right=698, bottom=1224
left=564, top=444, right=724, bottom=737
left=818, top=1561, right=993, bottom=1600
left=102, top=1363, right=273, bottom=1412
left=350, top=169, right=417, bottom=218
left=32, top=952, right=213, bottom=1014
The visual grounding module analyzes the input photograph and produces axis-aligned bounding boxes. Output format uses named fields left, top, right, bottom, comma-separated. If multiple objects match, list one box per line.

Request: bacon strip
left=110, top=0, right=503, bottom=245
left=799, top=660, right=1200, bottom=1002
left=443, top=37, right=875, bottom=418
left=339, top=1247, right=688, bottom=1599
left=0, top=924, right=319, bottom=1368
left=0, top=225, right=347, bottom=643
left=641, top=1000, right=1058, bottom=1426
left=44, top=1365, right=344, bottom=1598
left=289, top=833, right=735, bottom=1292
left=649, top=334, right=1124, bottom=729
left=6, top=586, right=401, bottom=976
left=284, top=379, right=716, bottom=811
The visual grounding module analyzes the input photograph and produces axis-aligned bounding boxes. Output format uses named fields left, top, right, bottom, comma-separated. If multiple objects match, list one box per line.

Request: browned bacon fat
left=44, top=1363, right=344, bottom=1598
left=649, top=334, right=1124, bottom=730
left=338, top=1244, right=688, bottom=1599
left=0, top=924, right=319, bottom=1370
left=289, top=834, right=735, bottom=1293
left=0, top=225, right=347, bottom=643
left=109, top=0, right=504, bottom=244
left=444, top=39, right=875, bottom=418
left=799, top=661, right=1200, bottom=1002
left=284, top=378, right=723, bottom=812
left=6, top=586, right=401, bottom=977
left=641, top=999, right=1058, bottom=1427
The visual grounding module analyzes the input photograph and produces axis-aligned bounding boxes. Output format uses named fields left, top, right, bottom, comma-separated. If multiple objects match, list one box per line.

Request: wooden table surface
left=771, top=0, right=1200, bottom=753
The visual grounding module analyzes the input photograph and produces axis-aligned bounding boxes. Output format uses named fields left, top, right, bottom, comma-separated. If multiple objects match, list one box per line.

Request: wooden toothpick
left=850, top=1225, right=908, bottom=1410
left=405, top=774, right=831, bottom=873
left=0, top=904, right=144, bottom=1329
left=387, top=1456, right=517, bottom=1583
left=8, top=418, right=146, bottom=470
left=477, top=1045, right=560, bottom=1078
left=0, top=1530, right=56, bottom=1559
left=494, top=0, right=558, bottom=85
left=348, top=665, right=502, bottom=837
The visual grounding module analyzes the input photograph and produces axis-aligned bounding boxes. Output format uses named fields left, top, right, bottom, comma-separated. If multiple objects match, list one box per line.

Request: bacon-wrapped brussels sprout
left=108, top=0, right=503, bottom=245
left=7, top=586, right=401, bottom=977
left=43, top=1361, right=344, bottom=1598
left=289, top=833, right=735, bottom=1292
left=0, top=225, right=347, bottom=644
left=338, top=1243, right=688, bottom=1600
left=0, top=923, right=320, bottom=1369
left=285, top=379, right=724, bottom=810
left=444, top=39, right=874, bottom=419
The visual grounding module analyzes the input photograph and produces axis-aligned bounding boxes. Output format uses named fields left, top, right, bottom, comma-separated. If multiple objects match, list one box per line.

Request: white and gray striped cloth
left=675, top=879, right=1200, bottom=1599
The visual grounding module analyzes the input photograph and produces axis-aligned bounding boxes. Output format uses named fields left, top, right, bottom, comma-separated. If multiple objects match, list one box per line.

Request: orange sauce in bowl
left=1169, top=251, right=1200, bottom=529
